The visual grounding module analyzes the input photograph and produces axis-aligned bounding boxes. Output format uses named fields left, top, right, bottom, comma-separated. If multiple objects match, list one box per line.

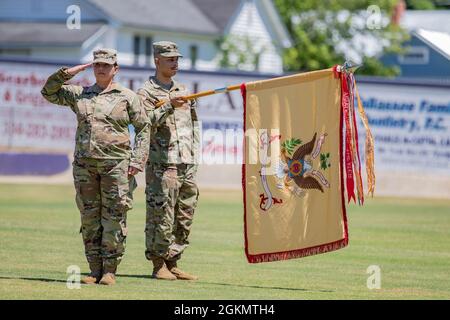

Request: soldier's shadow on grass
left=0, top=273, right=109, bottom=285
left=118, top=274, right=334, bottom=293
left=1, top=275, right=334, bottom=293
left=0, top=276, right=68, bottom=284
left=199, top=281, right=334, bottom=293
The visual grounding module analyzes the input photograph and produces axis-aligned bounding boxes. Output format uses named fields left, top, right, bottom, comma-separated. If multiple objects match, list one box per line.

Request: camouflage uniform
left=137, top=42, right=200, bottom=264
left=41, top=49, right=150, bottom=274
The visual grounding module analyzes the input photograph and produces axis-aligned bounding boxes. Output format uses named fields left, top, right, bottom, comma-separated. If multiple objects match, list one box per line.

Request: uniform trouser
left=145, top=163, right=199, bottom=262
left=73, top=157, right=137, bottom=270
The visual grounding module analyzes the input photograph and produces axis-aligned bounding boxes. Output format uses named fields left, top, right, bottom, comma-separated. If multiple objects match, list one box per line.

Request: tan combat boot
left=99, top=273, right=116, bottom=285
left=166, top=260, right=198, bottom=280
left=81, top=262, right=102, bottom=285
left=151, top=257, right=177, bottom=280
left=99, top=260, right=117, bottom=285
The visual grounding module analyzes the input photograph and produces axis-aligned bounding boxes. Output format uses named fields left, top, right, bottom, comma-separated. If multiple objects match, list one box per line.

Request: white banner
left=358, top=82, right=450, bottom=174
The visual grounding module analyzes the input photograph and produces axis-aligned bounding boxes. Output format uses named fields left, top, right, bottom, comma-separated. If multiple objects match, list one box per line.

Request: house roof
left=0, top=0, right=291, bottom=50
left=0, top=22, right=106, bottom=47
left=401, top=10, right=450, bottom=60
left=190, top=0, right=242, bottom=32
left=414, top=29, right=450, bottom=60
left=87, top=0, right=291, bottom=46
left=87, top=0, right=220, bottom=35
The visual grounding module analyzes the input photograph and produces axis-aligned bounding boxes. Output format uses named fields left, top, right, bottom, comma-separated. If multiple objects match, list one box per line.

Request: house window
left=133, top=35, right=141, bottom=65
left=398, top=47, right=429, bottom=65
left=145, top=36, right=153, bottom=65
left=190, top=45, right=198, bottom=69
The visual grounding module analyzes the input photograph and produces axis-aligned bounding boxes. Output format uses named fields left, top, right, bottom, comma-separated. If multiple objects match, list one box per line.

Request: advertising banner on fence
left=357, top=81, right=450, bottom=198
left=359, top=82, right=450, bottom=172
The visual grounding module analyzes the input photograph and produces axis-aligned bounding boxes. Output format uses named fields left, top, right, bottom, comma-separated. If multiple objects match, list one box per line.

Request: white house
left=0, top=0, right=292, bottom=74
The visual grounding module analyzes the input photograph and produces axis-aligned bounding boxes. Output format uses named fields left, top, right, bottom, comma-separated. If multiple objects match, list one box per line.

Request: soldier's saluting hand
left=66, top=62, right=92, bottom=75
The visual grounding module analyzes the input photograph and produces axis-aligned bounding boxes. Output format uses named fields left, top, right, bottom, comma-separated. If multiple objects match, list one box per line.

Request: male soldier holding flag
left=137, top=41, right=200, bottom=280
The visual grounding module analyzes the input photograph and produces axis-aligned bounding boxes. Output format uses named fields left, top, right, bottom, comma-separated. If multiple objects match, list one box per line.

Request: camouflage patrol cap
left=93, top=48, right=117, bottom=65
left=153, top=41, right=183, bottom=58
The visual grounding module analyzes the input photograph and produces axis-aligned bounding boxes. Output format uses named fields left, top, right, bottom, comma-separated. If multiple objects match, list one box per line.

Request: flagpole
left=155, top=61, right=361, bottom=108
left=155, top=84, right=241, bottom=108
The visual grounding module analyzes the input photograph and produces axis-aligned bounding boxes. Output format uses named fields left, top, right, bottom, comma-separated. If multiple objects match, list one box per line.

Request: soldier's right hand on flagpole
left=170, top=97, right=188, bottom=109
left=170, top=92, right=189, bottom=109
left=66, top=63, right=92, bottom=76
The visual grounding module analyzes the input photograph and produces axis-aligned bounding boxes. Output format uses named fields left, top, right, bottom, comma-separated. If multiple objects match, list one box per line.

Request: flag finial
left=341, top=60, right=362, bottom=74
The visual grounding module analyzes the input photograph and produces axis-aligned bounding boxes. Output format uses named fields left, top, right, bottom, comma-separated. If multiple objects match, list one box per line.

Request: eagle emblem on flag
left=275, top=132, right=330, bottom=197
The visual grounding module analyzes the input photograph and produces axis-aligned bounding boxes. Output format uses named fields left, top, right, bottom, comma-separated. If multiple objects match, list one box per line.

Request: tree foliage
left=273, top=0, right=411, bottom=76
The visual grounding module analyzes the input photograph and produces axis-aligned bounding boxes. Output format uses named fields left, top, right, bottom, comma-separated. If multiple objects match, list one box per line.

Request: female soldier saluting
left=41, top=49, right=150, bottom=285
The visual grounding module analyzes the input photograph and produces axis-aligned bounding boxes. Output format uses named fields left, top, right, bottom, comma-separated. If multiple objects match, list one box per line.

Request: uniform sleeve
left=40, top=68, right=83, bottom=112
left=137, top=87, right=174, bottom=126
left=128, top=94, right=150, bottom=171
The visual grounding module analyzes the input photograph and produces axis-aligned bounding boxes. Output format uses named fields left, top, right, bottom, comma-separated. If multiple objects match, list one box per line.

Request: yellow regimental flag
left=242, top=67, right=353, bottom=263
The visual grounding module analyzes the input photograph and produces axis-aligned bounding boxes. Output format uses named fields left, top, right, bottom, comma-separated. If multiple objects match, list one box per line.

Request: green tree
left=273, top=0, right=410, bottom=76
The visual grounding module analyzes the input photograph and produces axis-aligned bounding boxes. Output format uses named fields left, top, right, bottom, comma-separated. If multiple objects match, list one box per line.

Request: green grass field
left=0, top=183, right=449, bottom=300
